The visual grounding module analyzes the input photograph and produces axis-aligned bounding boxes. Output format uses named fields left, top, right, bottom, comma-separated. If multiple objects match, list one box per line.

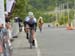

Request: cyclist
left=38, top=16, right=44, bottom=32
left=24, top=12, right=37, bottom=46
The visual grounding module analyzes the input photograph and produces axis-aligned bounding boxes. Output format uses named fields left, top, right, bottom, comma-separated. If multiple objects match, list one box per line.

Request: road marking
left=35, top=38, right=41, bottom=56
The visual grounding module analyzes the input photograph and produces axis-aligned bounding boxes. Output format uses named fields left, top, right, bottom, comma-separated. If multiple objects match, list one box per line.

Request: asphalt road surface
left=12, top=24, right=75, bottom=56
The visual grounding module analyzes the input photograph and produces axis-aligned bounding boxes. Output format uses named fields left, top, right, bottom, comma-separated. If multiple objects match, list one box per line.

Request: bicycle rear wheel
left=29, top=30, right=33, bottom=49
left=30, top=42, right=32, bottom=49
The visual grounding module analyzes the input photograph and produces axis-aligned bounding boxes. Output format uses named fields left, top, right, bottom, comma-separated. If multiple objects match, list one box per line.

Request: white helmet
left=28, top=12, right=34, bottom=16
left=39, top=16, right=43, bottom=19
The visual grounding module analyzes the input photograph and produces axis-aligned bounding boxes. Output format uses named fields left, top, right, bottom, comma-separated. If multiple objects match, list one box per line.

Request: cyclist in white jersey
left=24, top=12, right=37, bottom=46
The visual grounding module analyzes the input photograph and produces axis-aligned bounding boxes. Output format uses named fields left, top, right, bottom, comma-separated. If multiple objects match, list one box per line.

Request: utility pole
left=56, top=2, right=58, bottom=23
left=55, top=1, right=59, bottom=27
left=74, top=0, right=75, bottom=18
left=59, top=1, right=61, bottom=22
left=67, top=0, right=70, bottom=25
left=62, top=3, right=65, bottom=24
left=73, top=0, right=75, bottom=26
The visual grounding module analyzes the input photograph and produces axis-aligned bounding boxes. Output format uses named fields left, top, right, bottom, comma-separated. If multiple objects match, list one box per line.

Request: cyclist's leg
left=31, top=30, right=35, bottom=46
left=32, top=30, right=35, bottom=40
left=38, top=24, right=40, bottom=30
left=41, top=24, right=43, bottom=31
left=39, top=24, right=42, bottom=32
left=25, top=24, right=30, bottom=39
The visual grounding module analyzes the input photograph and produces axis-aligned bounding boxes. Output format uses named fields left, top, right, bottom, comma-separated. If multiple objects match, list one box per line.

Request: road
left=12, top=24, right=75, bottom=56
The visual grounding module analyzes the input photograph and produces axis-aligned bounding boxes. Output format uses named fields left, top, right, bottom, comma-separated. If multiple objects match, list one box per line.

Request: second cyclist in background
left=38, top=16, right=44, bottom=32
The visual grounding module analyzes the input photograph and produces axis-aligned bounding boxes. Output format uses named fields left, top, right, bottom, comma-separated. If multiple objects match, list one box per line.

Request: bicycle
left=27, top=27, right=34, bottom=49
left=26, top=27, right=36, bottom=49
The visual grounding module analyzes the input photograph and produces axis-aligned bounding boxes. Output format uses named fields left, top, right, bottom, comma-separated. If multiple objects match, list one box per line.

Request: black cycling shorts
left=24, top=21, right=36, bottom=30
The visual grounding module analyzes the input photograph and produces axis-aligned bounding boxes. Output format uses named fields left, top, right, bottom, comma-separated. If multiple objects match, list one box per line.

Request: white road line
left=35, top=38, right=41, bottom=56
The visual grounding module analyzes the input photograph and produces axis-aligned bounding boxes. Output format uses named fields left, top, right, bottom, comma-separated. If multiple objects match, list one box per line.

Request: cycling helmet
left=39, top=16, right=43, bottom=19
left=28, top=12, right=34, bottom=16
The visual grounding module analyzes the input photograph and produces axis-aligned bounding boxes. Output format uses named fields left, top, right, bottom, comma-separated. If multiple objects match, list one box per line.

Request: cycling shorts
left=24, top=21, right=37, bottom=30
